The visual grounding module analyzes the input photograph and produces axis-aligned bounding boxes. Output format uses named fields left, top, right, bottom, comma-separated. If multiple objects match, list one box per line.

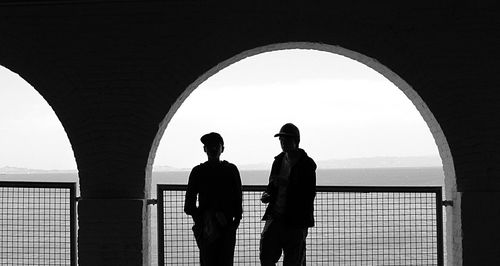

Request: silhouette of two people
left=184, top=123, right=317, bottom=266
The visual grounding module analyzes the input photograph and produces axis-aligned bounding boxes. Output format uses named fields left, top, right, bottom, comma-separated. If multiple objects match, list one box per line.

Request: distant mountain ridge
left=153, top=165, right=188, bottom=172
left=0, top=166, right=76, bottom=174
left=317, top=156, right=442, bottom=169
left=156, top=155, right=443, bottom=171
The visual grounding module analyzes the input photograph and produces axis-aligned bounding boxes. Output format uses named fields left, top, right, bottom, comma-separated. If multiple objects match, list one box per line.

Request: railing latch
left=147, top=199, right=158, bottom=205
left=442, top=200, right=453, bottom=207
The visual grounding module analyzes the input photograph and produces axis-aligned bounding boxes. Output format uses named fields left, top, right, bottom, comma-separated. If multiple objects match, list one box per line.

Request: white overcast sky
left=0, top=49, right=439, bottom=170
left=155, top=50, right=439, bottom=169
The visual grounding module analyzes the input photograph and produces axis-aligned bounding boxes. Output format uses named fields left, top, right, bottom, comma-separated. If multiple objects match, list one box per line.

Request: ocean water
left=152, top=167, right=445, bottom=189
left=0, top=166, right=445, bottom=187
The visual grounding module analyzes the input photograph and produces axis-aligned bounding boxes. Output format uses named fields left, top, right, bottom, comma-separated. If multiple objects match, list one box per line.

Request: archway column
left=78, top=198, right=146, bottom=266
left=76, top=163, right=151, bottom=265
left=460, top=191, right=500, bottom=265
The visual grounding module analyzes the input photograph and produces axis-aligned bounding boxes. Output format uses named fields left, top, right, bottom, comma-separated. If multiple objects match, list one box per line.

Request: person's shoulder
left=188, top=163, right=205, bottom=182
left=192, top=162, right=207, bottom=171
left=221, top=160, right=239, bottom=170
left=270, top=152, right=285, bottom=169
left=300, top=149, right=317, bottom=169
left=274, top=152, right=285, bottom=160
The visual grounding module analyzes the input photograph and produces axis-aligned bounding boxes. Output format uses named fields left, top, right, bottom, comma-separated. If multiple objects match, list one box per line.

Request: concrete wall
left=0, top=1, right=499, bottom=265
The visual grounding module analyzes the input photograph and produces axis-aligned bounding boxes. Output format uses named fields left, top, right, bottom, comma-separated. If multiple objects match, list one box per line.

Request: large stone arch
left=148, top=42, right=460, bottom=265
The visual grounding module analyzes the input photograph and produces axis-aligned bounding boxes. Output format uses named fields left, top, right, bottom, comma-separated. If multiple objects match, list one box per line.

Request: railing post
left=436, top=187, right=445, bottom=266
left=157, top=185, right=165, bottom=266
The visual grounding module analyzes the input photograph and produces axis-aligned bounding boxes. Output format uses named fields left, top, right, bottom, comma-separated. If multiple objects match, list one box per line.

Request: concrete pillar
left=78, top=199, right=146, bottom=266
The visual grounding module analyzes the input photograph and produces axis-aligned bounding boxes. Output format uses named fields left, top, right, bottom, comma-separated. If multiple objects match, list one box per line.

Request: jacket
left=184, top=160, right=243, bottom=222
left=262, top=149, right=317, bottom=228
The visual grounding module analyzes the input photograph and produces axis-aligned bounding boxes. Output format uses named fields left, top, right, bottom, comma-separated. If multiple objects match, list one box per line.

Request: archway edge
left=0, top=33, right=80, bottom=170
left=147, top=42, right=461, bottom=266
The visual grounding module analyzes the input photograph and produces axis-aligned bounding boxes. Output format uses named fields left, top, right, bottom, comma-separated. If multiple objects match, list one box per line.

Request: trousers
left=198, top=226, right=237, bottom=266
left=260, top=219, right=308, bottom=266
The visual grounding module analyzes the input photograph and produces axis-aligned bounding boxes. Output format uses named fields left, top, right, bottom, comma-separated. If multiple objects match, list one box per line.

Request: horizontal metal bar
left=241, top=185, right=267, bottom=191
left=147, top=199, right=158, bottom=205
left=0, top=181, right=76, bottom=188
left=158, top=184, right=442, bottom=193
left=157, top=184, right=188, bottom=191
left=442, top=200, right=453, bottom=206
left=316, top=186, right=442, bottom=193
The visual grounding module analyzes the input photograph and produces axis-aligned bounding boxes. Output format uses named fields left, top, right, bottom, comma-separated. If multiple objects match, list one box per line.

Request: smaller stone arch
left=0, top=34, right=80, bottom=172
left=0, top=63, right=78, bottom=173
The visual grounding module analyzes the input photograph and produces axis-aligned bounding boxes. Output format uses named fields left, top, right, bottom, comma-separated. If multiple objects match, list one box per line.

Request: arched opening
left=147, top=43, right=459, bottom=265
left=0, top=65, right=80, bottom=265
left=0, top=64, right=78, bottom=180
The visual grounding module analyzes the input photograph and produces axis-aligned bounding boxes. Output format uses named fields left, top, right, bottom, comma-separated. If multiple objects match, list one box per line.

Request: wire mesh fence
left=157, top=185, right=443, bottom=266
left=0, top=182, right=76, bottom=266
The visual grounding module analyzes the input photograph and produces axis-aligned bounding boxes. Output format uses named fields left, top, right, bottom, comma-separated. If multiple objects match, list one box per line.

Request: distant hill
left=317, top=156, right=443, bottom=169
left=153, top=165, right=189, bottom=172
left=0, top=166, right=76, bottom=174
left=237, top=156, right=442, bottom=170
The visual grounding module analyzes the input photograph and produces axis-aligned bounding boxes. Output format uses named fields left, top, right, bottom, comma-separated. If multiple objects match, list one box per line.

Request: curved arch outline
left=0, top=33, right=79, bottom=171
left=147, top=42, right=461, bottom=266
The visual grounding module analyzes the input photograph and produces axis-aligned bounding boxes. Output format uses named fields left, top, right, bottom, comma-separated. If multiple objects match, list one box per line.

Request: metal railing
left=157, top=185, right=443, bottom=266
left=0, top=182, right=77, bottom=266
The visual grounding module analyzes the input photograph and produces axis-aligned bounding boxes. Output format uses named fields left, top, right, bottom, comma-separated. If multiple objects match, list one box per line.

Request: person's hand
left=233, top=217, right=241, bottom=229
left=261, top=191, right=271, bottom=203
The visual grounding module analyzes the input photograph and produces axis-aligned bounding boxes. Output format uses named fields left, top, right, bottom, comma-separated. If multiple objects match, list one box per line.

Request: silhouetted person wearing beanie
left=184, top=132, right=243, bottom=266
left=260, top=123, right=317, bottom=266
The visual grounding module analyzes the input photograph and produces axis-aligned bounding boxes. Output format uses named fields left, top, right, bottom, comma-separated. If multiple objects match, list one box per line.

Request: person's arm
left=232, top=165, right=243, bottom=228
left=261, top=182, right=272, bottom=203
left=184, top=167, right=199, bottom=221
left=305, top=159, right=317, bottom=204
left=234, top=166, right=243, bottom=220
left=308, top=165, right=317, bottom=200
left=261, top=159, right=278, bottom=203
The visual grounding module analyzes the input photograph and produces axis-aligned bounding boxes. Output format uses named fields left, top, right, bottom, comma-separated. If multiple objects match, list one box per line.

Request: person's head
left=200, top=132, right=224, bottom=161
left=274, top=123, right=300, bottom=153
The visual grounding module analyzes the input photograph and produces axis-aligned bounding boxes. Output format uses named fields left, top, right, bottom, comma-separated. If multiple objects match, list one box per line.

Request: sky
left=154, top=50, right=440, bottom=169
left=0, top=49, right=439, bottom=170
left=0, top=68, right=76, bottom=170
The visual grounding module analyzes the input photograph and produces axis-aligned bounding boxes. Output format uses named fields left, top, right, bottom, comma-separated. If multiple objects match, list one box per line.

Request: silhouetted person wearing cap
left=184, top=132, right=243, bottom=266
left=260, top=123, right=317, bottom=266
